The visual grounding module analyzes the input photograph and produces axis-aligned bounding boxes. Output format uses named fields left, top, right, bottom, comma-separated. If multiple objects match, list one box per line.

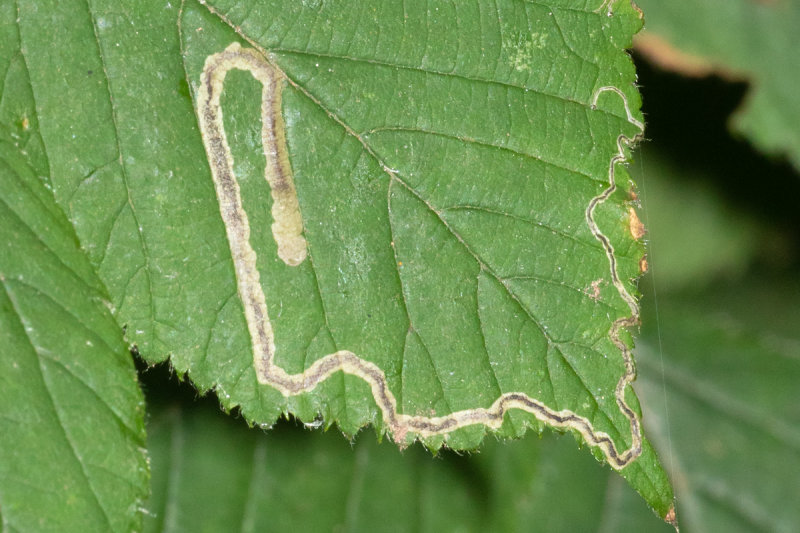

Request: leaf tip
left=665, top=503, right=679, bottom=531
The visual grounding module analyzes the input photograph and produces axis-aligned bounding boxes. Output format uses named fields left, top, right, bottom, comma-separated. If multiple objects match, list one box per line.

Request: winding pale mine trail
left=196, top=42, right=644, bottom=469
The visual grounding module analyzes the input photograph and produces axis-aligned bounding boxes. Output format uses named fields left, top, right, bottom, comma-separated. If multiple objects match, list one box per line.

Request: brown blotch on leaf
left=628, top=207, right=646, bottom=240
left=665, top=504, right=678, bottom=530
left=639, top=256, right=649, bottom=274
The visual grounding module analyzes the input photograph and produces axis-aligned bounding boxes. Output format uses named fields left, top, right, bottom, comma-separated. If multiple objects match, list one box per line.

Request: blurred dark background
left=634, top=53, right=800, bottom=270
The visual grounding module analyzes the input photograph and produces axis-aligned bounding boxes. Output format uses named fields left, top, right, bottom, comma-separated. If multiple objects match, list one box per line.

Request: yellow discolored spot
left=21, top=116, right=30, bottom=130
left=628, top=207, right=646, bottom=240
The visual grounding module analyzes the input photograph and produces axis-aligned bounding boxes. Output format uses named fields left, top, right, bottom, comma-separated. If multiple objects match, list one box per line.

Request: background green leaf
left=634, top=0, right=800, bottom=170
left=635, top=278, right=800, bottom=533
left=0, top=5, right=148, bottom=527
